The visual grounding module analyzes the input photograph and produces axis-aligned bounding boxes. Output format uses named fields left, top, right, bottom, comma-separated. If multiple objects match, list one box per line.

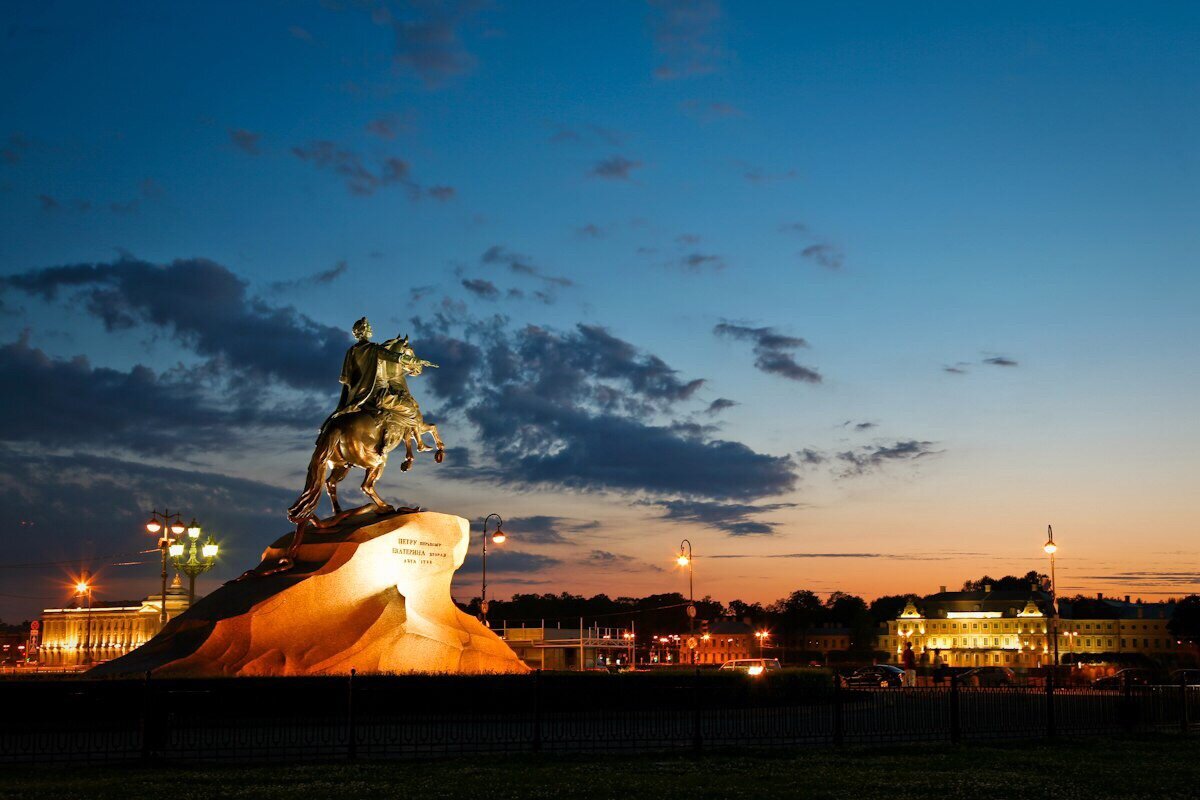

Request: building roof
left=1059, top=597, right=1175, bottom=620
left=906, top=588, right=1053, bottom=618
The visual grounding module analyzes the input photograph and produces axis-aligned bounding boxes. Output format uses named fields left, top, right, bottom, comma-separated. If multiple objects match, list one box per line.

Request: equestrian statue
left=288, top=317, right=443, bottom=524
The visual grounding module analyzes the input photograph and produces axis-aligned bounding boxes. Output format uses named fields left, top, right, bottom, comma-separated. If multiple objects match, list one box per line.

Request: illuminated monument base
left=90, top=511, right=528, bottom=676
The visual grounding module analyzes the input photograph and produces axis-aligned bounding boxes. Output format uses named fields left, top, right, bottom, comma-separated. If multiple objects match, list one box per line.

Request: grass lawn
left=3, top=736, right=1196, bottom=800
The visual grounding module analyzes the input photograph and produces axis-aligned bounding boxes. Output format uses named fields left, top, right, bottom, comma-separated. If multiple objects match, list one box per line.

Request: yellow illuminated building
left=37, top=575, right=190, bottom=667
left=881, top=586, right=1178, bottom=669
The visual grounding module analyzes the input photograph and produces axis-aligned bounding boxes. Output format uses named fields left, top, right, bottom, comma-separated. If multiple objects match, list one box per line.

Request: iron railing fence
left=1, top=672, right=1197, bottom=764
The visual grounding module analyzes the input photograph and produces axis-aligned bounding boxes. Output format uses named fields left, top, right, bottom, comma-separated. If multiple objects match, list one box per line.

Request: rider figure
left=321, top=317, right=418, bottom=454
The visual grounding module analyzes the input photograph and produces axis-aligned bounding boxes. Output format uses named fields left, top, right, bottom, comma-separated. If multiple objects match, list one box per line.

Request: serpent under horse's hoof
left=400, top=458, right=413, bottom=472
left=435, top=449, right=445, bottom=463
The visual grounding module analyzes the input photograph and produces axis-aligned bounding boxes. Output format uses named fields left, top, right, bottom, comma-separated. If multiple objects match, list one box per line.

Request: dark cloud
left=649, top=0, right=727, bottom=80
left=38, top=194, right=60, bottom=212
left=779, top=222, right=808, bottom=235
left=590, top=155, right=642, bottom=181
left=575, top=223, right=606, bottom=239
left=229, top=128, right=262, bottom=155
left=382, top=0, right=484, bottom=88
left=676, top=253, right=726, bottom=271
left=656, top=499, right=796, bottom=536
left=800, top=243, right=844, bottom=270
left=365, top=112, right=415, bottom=140
left=676, top=233, right=701, bottom=245
left=679, top=100, right=743, bottom=121
left=983, top=356, right=1019, bottom=367
left=461, top=278, right=499, bottom=300
left=427, top=185, right=455, bottom=201
left=458, top=548, right=562, bottom=575
left=843, top=421, right=876, bottom=431
left=837, top=440, right=940, bottom=476
left=1, top=133, right=31, bottom=164
left=0, top=257, right=349, bottom=391
left=410, top=317, right=797, bottom=502
left=943, top=364, right=969, bottom=375
left=269, top=260, right=348, bottom=292
left=1076, top=572, right=1200, bottom=587
left=714, top=322, right=822, bottom=384
left=0, top=333, right=306, bottom=455
left=480, top=246, right=573, bottom=291
left=495, top=515, right=599, bottom=546
left=707, top=398, right=736, bottom=413
left=291, top=141, right=417, bottom=197
left=585, top=549, right=664, bottom=572
left=797, top=448, right=826, bottom=465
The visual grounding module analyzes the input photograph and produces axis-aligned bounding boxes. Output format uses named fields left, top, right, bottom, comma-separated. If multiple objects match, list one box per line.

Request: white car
left=719, top=658, right=782, bottom=676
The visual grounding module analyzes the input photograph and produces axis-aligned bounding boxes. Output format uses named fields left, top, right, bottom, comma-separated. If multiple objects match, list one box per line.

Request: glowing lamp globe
left=1043, top=540, right=1057, bottom=555
left=202, top=542, right=219, bottom=559
left=676, top=554, right=690, bottom=567
left=145, top=519, right=162, bottom=534
left=75, top=581, right=89, bottom=594
left=169, top=519, right=187, bottom=536
left=169, top=543, right=185, bottom=558
left=490, top=529, right=506, bottom=544
left=187, top=520, right=201, bottom=539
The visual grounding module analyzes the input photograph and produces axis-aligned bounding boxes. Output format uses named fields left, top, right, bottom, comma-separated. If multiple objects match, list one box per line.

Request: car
left=1093, top=668, right=1155, bottom=689
left=958, top=666, right=1017, bottom=687
left=719, top=658, right=781, bottom=676
left=843, top=665, right=905, bottom=688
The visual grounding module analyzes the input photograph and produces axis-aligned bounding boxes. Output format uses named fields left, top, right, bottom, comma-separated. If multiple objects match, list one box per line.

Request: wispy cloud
left=837, top=440, right=941, bottom=476
left=590, top=155, right=643, bottom=181
left=714, top=322, right=821, bottom=383
left=649, top=0, right=728, bottom=80
left=229, top=128, right=262, bottom=155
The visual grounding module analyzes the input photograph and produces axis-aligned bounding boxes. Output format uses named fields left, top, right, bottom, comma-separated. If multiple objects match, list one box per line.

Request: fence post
left=1045, top=668, right=1056, bottom=740
left=832, top=672, right=844, bottom=746
left=1122, top=670, right=1135, bottom=734
left=692, top=666, right=702, bottom=753
left=139, top=670, right=154, bottom=763
left=949, top=673, right=961, bottom=744
left=347, top=668, right=357, bottom=762
left=532, top=668, right=542, bottom=752
left=1181, top=672, right=1189, bottom=736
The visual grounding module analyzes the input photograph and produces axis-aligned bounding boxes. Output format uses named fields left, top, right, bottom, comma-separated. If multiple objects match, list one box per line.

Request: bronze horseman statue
left=288, top=317, right=444, bottom=523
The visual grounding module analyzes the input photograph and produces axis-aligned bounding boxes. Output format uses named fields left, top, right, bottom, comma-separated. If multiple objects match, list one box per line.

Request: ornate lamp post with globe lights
left=1044, top=525, right=1060, bottom=668
left=145, top=509, right=188, bottom=627
left=75, top=571, right=93, bottom=666
left=168, top=518, right=219, bottom=607
left=479, top=514, right=507, bottom=626
left=677, top=539, right=696, bottom=664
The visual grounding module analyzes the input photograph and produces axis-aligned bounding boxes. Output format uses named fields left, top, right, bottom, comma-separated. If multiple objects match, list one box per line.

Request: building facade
left=36, top=576, right=190, bottom=668
left=497, top=624, right=633, bottom=670
left=681, top=618, right=760, bottom=665
left=881, top=586, right=1178, bottom=669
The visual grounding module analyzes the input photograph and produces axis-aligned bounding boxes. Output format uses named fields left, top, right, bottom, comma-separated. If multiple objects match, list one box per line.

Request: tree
left=962, top=570, right=1048, bottom=592
left=1169, top=595, right=1200, bottom=643
left=869, top=595, right=911, bottom=625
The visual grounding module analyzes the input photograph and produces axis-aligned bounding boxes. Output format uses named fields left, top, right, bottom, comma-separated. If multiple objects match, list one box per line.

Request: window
left=1121, top=638, right=1126, bottom=648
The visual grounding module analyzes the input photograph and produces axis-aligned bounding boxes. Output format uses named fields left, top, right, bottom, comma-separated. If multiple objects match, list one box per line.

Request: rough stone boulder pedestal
left=89, top=511, right=528, bottom=676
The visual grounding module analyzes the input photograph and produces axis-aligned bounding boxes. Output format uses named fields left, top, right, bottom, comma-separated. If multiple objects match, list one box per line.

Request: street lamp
left=755, top=630, right=769, bottom=657
left=1044, top=525, right=1059, bottom=669
left=677, top=539, right=696, bottom=664
left=480, top=513, right=506, bottom=626
left=75, top=571, right=92, bottom=666
left=169, top=518, right=220, bottom=607
left=145, top=509, right=188, bottom=627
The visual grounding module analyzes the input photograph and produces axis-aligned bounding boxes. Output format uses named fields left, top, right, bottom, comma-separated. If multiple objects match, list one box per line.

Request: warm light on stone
left=90, top=510, right=528, bottom=676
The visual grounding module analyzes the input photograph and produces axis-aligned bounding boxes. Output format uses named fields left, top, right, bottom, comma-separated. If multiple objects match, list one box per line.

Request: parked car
left=1093, top=668, right=1154, bottom=689
left=958, top=666, right=1017, bottom=687
left=843, top=665, right=905, bottom=688
left=719, top=658, right=781, bottom=676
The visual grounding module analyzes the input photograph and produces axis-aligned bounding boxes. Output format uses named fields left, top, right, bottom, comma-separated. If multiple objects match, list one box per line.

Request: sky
left=0, top=1, right=1197, bottom=622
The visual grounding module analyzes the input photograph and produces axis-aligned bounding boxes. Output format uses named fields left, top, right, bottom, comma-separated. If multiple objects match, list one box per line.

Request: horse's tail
left=287, top=424, right=338, bottom=523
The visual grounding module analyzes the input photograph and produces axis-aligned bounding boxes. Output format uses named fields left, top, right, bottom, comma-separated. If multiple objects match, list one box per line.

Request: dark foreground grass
left=3, top=737, right=1197, bottom=800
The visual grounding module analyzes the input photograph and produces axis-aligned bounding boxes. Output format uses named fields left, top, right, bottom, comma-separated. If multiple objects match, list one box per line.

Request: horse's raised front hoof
left=416, top=442, right=431, bottom=452
left=401, top=458, right=413, bottom=472
left=435, top=449, right=445, bottom=463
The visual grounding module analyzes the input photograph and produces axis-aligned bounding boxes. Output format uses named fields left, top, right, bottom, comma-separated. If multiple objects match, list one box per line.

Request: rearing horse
left=287, top=341, right=443, bottom=523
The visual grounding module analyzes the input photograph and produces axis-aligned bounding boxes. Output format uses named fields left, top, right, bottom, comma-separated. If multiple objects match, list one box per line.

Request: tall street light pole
left=1044, top=525, right=1060, bottom=670
left=145, top=509, right=187, bottom=628
left=677, top=539, right=695, bottom=664
left=480, top=514, right=506, bottom=626
left=168, top=518, right=220, bottom=607
left=76, top=571, right=92, bottom=666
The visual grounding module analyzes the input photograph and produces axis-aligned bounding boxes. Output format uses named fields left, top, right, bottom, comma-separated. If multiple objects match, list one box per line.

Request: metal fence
left=2, top=672, right=1197, bottom=763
